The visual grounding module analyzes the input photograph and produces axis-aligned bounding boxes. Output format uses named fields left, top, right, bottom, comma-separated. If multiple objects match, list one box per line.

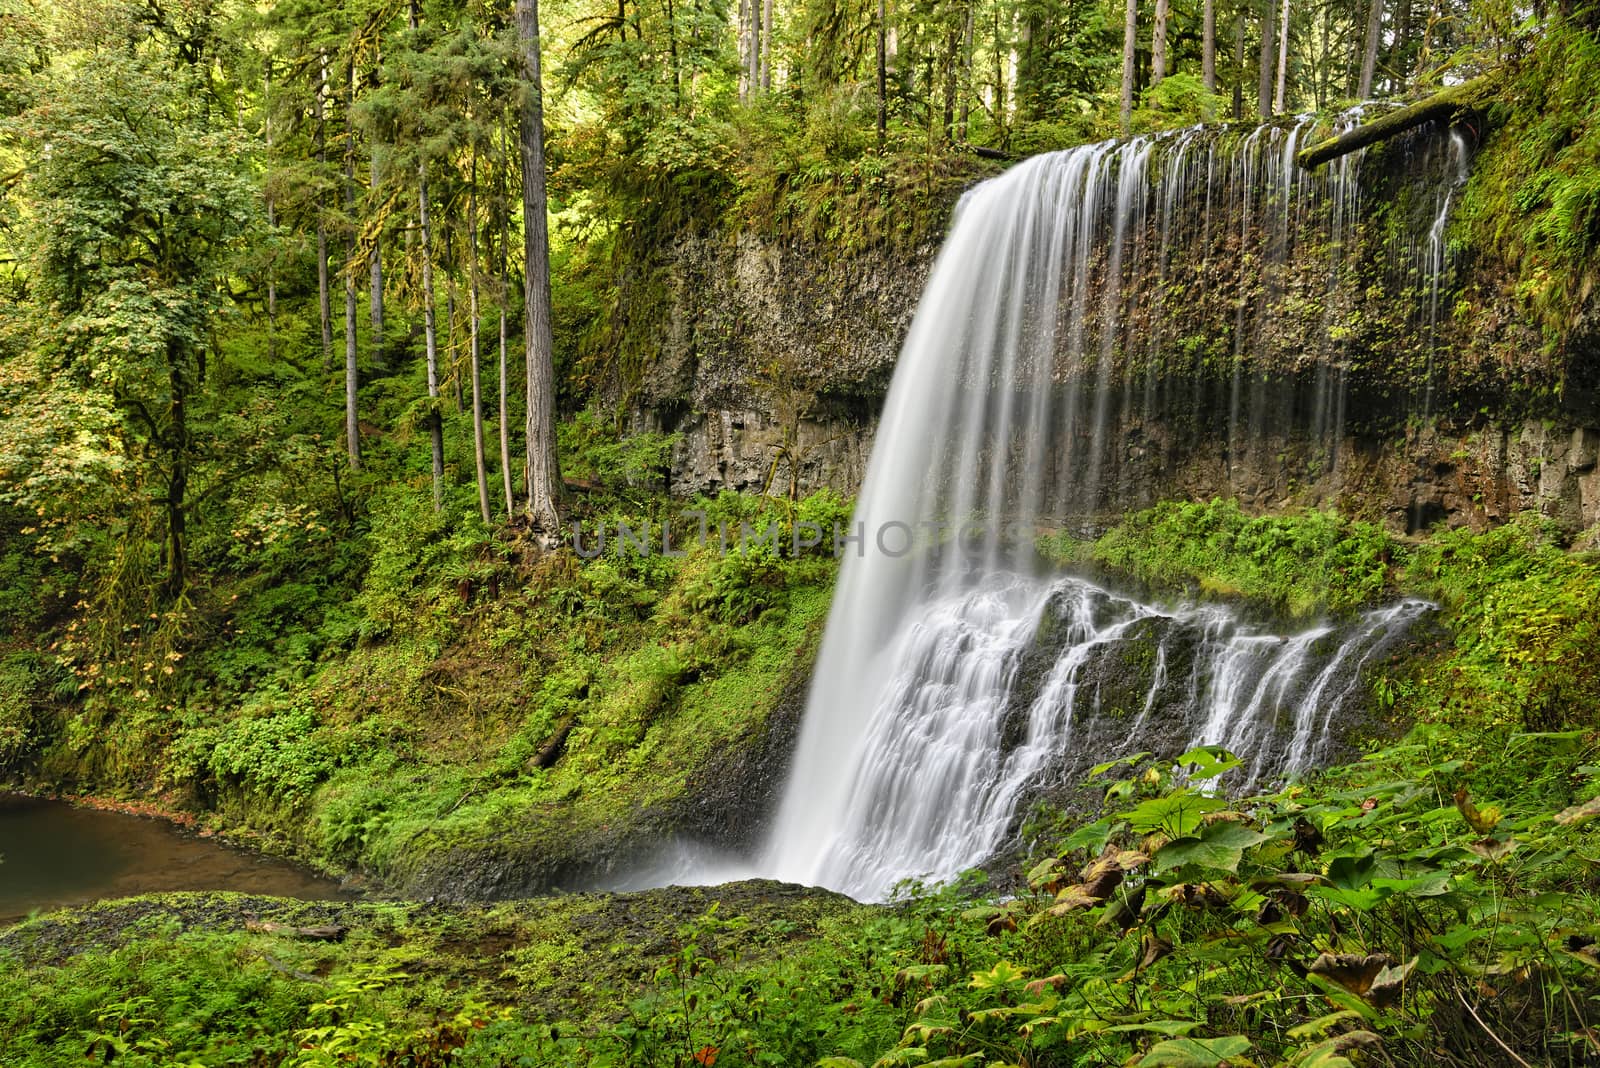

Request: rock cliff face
left=621, top=122, right=1600, bottom=536
left=623, top=228, right=938, bottom=498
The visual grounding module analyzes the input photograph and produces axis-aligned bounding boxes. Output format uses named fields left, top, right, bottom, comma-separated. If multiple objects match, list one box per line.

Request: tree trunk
left=665, top=0, right=682, bottom=107
left=747, top=0, right=761, bottom=96
left=1152, top=0, right=1170, bottom=86
left=1358, top=0, right=1382, bottom=98
left=468, top=146, right=491, bottom=526
left=498, top=122, right=515, bottom=518
left=738, top=0, right=750, bottom=102
left=1316, top=0, right=1332, bottom=108
left=942, top=26, right=957, bottom=142
left=958, top=1, right=973, bottom=141
left=992, top=6, right=1005, bottom=137
left=1203, top=0, right=1217, bottom=91
left=1257, top=0, right=1276, bottom=119
left=1296, top=74, right=1491, bottom=167
left=1120, top=0, right=1138, bottom=134
left=515, top=0, right=562, bottom=534
left=760, top=0, right=773, bottom=90
left=264, top=63, right=278, bottom=362
left=368, top=55, right=385, bottom=370
left=314, top=51, right=333, bottom=371
left=1389, top=0, right=1413, bottom=94
left=411, top=4, right=445, bottom=512
left=163, top=342, right=190, bottom=597
left=1274, top=0, right=1291, bottom=113
left=343, top=67, right=361, bottom=471
left=420, top=169, right=445, bottom=511
left=446, top=234, right=462, bottom=415
left=1233, top=10, right=1245, bottom=118
left=876, top=0, right=887, bottom=150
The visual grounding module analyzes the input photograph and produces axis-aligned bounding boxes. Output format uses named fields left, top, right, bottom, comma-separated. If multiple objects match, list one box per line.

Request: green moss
left=1459, top=21, right=1600, bottom=346
left=1046, top=498, right=1397, bottom=618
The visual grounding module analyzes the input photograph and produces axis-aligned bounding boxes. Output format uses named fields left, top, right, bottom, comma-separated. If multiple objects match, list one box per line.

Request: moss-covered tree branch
left=1297, top=75, right=1497, bottom=168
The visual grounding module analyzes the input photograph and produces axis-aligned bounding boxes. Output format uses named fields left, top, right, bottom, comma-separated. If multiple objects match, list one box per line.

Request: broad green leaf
left=1137, top=1035, right=1252, bottom=1066
left=969, top=960, right=1029, bottom=989
left=1092, top=752, right=1152, bottom=776
left=1123, top=791, right=1226, bottom=838
left=1065, top=816, right=1125, bottom=853
left=1176, top=746, right=1243, bottom=782
left=1371, top=874, right=1451, bottom=897
left=1155, top=822, right=1270, bottom=873
left=1104, top=1020, right=1204, bottom=1036
left=1286, top=1010, right=1362, bottom=1039
left=1306, top=885, right=1386, bottom=911
left=1324, top=849, right=1378, bottom=890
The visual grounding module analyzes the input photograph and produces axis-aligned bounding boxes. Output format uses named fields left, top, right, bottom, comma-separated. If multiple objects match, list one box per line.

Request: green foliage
left=1, top=49, right=257, bottom=606
left=1060, top=499, right=1397, bottom=617
left=167, top=689, right=335, bottom=806
left=1132, top=74, right=1227, bottom=132
left=1460, top=22, right=1600, bottom=343
left=559, top=409, right=680, bottom=490
left=0, top=651, right=50, bottom=769
left=803, top=732, right=1600, bottom=1068
left=1403, top=512, right=1600, bottom=730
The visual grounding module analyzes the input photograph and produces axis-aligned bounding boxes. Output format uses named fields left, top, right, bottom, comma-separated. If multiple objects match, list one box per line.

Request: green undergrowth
left=4, top=498, right=1599, bottom=1064
left=789, top=733, right=1600, bottom=1068
left=7, top=736, right=1597, bottom=1067
left=0, top=883, right=869, bottom=1068
left=17, top=435, right=850, bottom=888
left=1047, top=499, right=1397, bottom=618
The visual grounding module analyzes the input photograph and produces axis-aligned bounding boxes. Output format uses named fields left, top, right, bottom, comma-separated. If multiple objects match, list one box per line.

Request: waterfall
left=1419, top=129, right=1473, bottom=417
left=758, top=114, right=1465, bottom=900
left=768, top=574, right=1429, bottom=900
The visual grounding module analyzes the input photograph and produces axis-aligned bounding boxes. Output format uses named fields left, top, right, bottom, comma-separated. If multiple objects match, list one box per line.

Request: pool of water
left=0, top=793, right=354, bottom=923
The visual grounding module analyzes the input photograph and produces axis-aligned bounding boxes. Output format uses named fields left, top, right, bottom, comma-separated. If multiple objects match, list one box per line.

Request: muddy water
left=0, top=793, right=353, bottom=923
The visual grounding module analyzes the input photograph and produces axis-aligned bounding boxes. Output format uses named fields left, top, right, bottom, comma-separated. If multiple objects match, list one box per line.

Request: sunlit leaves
left=1122, top=789, right=1226, bottom=838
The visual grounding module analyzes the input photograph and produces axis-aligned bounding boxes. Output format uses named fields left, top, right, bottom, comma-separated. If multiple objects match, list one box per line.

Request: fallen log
left=1296, top=76, right=1494, bottom=169
left=532, top=712, right=579, bottom=769
left=245, top=920, right=349, bottom=942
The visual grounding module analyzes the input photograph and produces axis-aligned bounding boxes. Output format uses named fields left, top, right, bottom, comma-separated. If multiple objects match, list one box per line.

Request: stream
left=0, top=793, right=353, bottom=924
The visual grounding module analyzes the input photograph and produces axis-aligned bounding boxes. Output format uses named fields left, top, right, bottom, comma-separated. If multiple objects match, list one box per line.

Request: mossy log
left=1296, top=76, right=1495, bottom=168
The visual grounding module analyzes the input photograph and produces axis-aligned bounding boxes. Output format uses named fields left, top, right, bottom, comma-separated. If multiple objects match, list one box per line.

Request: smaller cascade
left=774, top=573, right=1431, bottom=901
left=1419, top=129, right=1474, bottom=417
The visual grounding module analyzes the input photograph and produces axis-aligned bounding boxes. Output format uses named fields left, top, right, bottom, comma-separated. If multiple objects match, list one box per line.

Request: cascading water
left=771, top=575, right=1429, bottom=900
left=759, top=114, right=1467, bottom=901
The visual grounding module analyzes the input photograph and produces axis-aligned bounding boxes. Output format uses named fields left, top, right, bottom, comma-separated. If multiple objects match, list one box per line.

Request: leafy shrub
left=167, top=688, right=334, bottom=805
left=0, top=651, right=46, bottom=767
left=559, top=409, right=679, bottom=490
left=1133, top=73, right=1228, bottom=131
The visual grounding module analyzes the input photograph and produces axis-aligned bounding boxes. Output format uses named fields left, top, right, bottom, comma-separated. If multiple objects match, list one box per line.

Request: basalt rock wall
left=620, top=121, right=1600, bottom=536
